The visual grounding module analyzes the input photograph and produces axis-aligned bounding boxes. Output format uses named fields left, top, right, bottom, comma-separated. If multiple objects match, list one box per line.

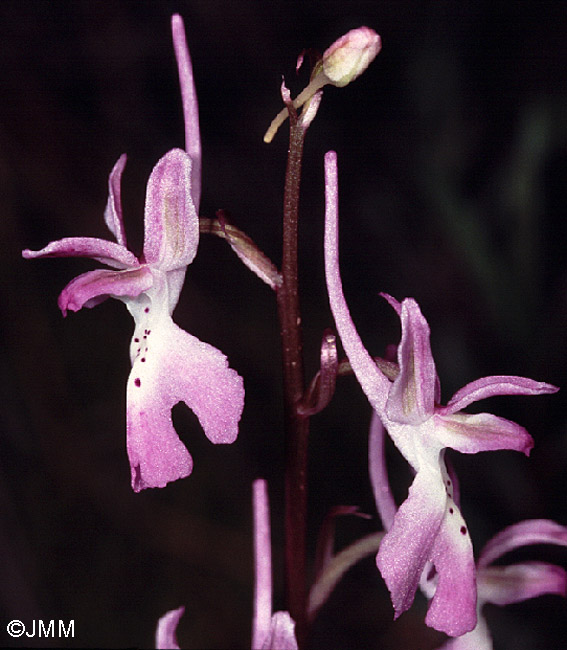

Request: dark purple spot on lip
left=141, top=358, right=146, bottom=362
left=134, top=378, right=141, bottom=387
left=134, top=338, right=140, bottom=343
left=446, top=479, right=451, bottom=486
left=460, top=526, right=467, bottom=535
left=144, top=307, right=150, bottom=313
left=449, top=507, right=454, bottom=514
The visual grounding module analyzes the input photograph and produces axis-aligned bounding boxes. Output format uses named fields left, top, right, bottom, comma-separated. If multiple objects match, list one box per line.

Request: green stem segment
left=276, top=115, right=309, bottom=647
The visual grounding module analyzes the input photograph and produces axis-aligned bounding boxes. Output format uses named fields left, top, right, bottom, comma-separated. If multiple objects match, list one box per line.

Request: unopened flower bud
left=322, top=27, right=381, bottom=87
left=264, top=26, right=381, bottom=143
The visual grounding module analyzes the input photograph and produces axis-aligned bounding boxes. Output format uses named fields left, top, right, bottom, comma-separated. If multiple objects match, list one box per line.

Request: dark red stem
left=276, top=116, right=309, bottom=648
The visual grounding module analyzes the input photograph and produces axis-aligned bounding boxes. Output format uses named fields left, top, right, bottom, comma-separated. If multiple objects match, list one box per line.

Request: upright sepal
left=143, top=148, right=199, bottom=271
left=104, top=153, right=128, bottom=247
left=386, top=298, right=436, bottom=425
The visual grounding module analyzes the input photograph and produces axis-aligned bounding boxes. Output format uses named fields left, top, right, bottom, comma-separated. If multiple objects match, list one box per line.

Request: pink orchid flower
left=156, top=480, right=297, bottom=650
left=323, top=149, right=558, bottom=636
left=22, top=15, right=244, bottom=492
left=370, top=415, right=567, bottom=648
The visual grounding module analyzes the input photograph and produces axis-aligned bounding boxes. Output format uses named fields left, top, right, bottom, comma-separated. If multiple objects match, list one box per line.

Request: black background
left=1, top=1, right=566, bottom=648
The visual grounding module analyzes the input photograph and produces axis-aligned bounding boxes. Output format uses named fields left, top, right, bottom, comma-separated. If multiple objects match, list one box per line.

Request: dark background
left=1, top=1, right=566, bottom=648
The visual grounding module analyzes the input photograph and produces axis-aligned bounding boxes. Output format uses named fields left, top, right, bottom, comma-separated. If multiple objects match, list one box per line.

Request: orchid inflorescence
left=23, top=13, right=565, bottom=650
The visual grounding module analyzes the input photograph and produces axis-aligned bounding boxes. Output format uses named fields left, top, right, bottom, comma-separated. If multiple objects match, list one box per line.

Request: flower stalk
left=275, top=102, right=310, bottom=646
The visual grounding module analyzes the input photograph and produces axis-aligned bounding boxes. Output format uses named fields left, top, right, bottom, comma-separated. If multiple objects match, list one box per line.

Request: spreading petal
left=155, top=606, right=184, bottom=650
left=376, top=467, right=446, bottom=617
left=22, top=236, right=139, bottom=269
left=126, top=317, right=244, bottom=492
left=479, top=562, right=567, bottom=606
left=442, top=375, right=558, bottom=415
left=478, top=519, right=567, bottom=569
left=323, top=150, right=389, bottom=414
left=386, top=298, right=436, bottom=424
left=104, top=153, right=128, bottom=247
left=143, top=148, right=199, bottom=271
left=434, top=412, right=533, bottom=456
left=58, top=266, right=153, bottom=316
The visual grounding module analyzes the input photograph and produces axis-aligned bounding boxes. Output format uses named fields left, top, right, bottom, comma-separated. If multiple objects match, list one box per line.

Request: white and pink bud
left=322, top=27, right=381, bottom=87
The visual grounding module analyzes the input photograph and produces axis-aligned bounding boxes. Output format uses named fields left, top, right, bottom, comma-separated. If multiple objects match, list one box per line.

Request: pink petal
left=103, top=153, right=128, bottom=247
left=22, top=236, right=139, bottom=269
left=380, top=292, right=402, bottom=315
left=386, top=298, right=436, bottom=425
left=478, top=519, right=567, bottom=569
left=126, top=318, right=244, bottom=492
left=425, top=504, right=477, bottom=636
left=433, top=412, right=534, bottom=456
left=252, top=479, right=272, bottom=650
left=155, top=606, right=184, bottom=650
left=323, top=150, right=389, bottom=415
left=442, top=375, right=559, bottom=415
left=376, top=468, right=446, bottom=618
left=479, top=562, right=567, bottom=606
left=171, top=15, right=201, bottom=210
left=143, top=148, right=199, bottom=271
left=58, top=266, right=154, bottom=316
left=368, top=411, right=397, bottom=531
left=260, top=612, right=298, bottom=650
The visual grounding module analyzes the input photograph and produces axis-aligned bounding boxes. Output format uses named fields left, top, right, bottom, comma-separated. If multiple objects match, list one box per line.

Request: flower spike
left=323, top=149, right=558, bottom=636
